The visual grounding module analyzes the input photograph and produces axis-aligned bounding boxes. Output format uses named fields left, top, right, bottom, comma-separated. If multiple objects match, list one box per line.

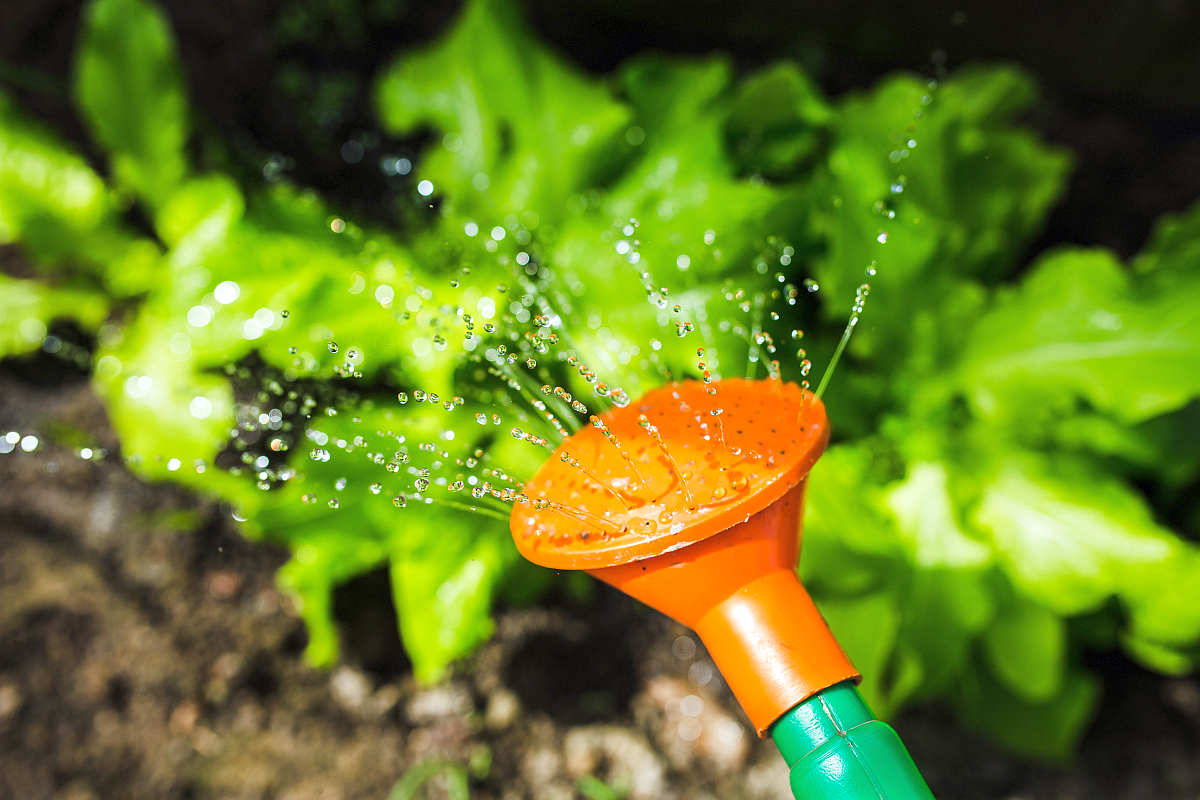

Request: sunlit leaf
left=962, top=248, right=1200, bottom=424
left=0, top=275, right=109, bottom=358
left=74, top=0, right=189, bottom=207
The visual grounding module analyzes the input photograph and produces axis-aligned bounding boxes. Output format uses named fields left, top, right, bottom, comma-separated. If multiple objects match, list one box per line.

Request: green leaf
left=74, top=0, right=189, bottom=207
left=725, top=63, right=832, bottom=179
left=924, top=67, right=1070, bottom=275
left=546, top=54, right=801, bottom=389
left=277, top=530, right=390, bottom=667
left=807, top=66, right=1070, bottom=400
left=389, top=760, right=470, bottom=800
left=0, top=275, right=109, bottom=358
left=0, top=88, right=165, bottom=297
left=375, top=0, right=629, bottom=222
left=1049, top=404, right=1200, bottom=487
left=254, top=399, right=531, bottom=675
left=886, top=462, right=991, bottom=574
left=1120, top=633, right=1197, bottom=676
left=1132, top=199, right=1200, bottom=279
left=155, top=174, right=245, bottom=248
left=970, top=456, right=1184, bottom=617
left=1119, top=542, right=1200, bottom=652
left=375, top=4, right=798, bottom=396
left=92, top=296, right=237, bottom=487
left=981, top=598, right=1065, bottom=702
left=815, top=591, right=900, bottom=715
left=814, top=66, right=1070, bottom=302
left=802, top=443, right=905, bottom=594
left=389, top=513, right=518, bottom=683
left=885, top=462, right=995, bottom=698
left=961, top=248, right=1200, bottom=424
left=0, top=92, right=109, bottom=252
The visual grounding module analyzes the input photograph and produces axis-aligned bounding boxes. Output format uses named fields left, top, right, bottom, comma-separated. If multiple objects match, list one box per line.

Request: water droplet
left=327, top=341, right=339, bottom=354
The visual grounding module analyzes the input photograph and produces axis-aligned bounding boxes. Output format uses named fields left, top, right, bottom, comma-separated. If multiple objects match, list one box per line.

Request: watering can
left=510, top=378, right=934, bottom=799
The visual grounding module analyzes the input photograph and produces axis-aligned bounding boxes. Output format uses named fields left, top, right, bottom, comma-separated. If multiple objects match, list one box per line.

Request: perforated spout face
left=510, top=378, right=830, bottom=570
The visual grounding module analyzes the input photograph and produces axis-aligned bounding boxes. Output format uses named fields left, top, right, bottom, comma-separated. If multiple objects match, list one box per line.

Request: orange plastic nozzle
left=510, top=378, right=858, bottom=734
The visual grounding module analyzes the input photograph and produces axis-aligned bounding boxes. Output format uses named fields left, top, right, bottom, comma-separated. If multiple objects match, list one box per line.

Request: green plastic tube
left=770, top=681, right=935, bottom=799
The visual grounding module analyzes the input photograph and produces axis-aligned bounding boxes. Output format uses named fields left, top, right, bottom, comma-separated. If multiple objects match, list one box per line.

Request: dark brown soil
left=2, top=363, right=1199, bottom=800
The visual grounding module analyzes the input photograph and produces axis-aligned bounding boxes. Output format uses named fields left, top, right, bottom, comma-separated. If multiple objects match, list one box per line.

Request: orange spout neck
left=589, top=483, right=859, bottom=735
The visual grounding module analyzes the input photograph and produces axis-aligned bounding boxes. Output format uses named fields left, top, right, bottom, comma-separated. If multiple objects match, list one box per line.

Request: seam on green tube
left=813, top=692, right=889, bottom=798
left=844, top=734, right=888, bottom=799
left=815, top=692, right=846, bottom=736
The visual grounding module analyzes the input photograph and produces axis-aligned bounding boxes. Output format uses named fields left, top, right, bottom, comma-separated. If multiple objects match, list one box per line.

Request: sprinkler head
left=510, top=378, right=858, bottom=735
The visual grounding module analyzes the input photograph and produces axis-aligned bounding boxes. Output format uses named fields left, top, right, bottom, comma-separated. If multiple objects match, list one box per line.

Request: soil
left=2, top=363, right=1199, bottom=799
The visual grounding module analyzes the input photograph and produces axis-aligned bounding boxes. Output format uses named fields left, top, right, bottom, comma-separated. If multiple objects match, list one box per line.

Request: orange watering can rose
left=510, top=378, right=935, bottom=799
left=511, top=377, right=855, bottom=733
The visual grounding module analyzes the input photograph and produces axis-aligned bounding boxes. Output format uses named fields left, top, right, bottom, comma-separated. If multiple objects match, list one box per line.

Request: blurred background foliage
left=1, top=0, right=1198, bottom=761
